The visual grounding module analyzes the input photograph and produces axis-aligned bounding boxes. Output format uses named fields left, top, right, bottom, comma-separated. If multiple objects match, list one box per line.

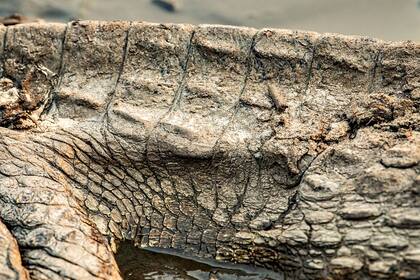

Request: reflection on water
left=116, top=241, right=283, bottom=280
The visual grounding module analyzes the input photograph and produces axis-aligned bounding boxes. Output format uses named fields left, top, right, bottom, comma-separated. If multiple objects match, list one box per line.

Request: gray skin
left=0, top=21, right=419, bottom=280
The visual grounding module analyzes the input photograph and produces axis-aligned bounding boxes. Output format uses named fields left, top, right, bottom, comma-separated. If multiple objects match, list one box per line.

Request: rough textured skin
left=0, top=220, right=28, bottom=280
left=0, top=21, right=419, bottom=279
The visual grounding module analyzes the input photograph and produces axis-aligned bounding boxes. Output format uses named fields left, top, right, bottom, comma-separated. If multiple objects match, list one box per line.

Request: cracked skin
left=0, top=20, right=419, bottom=280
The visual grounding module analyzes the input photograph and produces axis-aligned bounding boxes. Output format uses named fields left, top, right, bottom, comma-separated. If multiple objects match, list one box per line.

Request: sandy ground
left=0, top=0, right=419, bottom=41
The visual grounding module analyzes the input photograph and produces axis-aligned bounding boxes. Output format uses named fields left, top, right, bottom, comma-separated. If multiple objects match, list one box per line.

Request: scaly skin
left=0, top=21, right=419, bottom=279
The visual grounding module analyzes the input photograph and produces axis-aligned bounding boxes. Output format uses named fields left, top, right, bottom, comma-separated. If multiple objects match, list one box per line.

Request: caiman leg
left=0, top=132, right=121, bottom=280
left=0, top=219, right=28, bottom=280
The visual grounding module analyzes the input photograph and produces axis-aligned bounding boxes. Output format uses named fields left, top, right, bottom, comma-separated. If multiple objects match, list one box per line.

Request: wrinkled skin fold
left=0, top=21, right=419, bottom=279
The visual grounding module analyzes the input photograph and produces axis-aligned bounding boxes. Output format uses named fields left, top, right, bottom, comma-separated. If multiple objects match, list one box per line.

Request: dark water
left=116, top=242, right=284, bottom=280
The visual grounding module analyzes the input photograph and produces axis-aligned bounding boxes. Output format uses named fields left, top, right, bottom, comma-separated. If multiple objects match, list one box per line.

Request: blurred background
left=0, top=0, right=419, bottom=41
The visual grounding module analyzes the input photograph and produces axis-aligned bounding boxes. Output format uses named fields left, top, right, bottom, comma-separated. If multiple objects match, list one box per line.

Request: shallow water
left=0, top=0, right=419, bottom=41
left=116, top=241, right=284, bottom=280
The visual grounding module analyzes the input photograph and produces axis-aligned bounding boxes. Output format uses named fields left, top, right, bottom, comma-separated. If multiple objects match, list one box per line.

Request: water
left=0, top=0, right=419, bottom=41
left=116, top=241, right=284, bottom=280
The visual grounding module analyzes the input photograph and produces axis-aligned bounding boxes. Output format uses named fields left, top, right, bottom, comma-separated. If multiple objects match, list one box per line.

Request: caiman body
left=0, top=21, right=419, bottom=279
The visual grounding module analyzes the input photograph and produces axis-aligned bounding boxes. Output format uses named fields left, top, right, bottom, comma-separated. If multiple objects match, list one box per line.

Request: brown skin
left=0, top=21, right=419, bottom=280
